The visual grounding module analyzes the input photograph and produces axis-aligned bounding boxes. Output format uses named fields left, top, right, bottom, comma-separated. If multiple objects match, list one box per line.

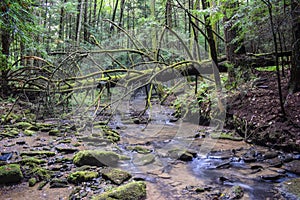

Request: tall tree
left=289, top=0, right=300, bottom=93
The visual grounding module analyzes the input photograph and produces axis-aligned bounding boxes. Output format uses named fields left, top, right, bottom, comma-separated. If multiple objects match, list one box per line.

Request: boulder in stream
left=102, top=168, right=132, bottom=185
left=73, top=150, right=120, bottom=167
left=0, top=164, right=23, bottom=184
left=92, top=181, right=146, bottom=200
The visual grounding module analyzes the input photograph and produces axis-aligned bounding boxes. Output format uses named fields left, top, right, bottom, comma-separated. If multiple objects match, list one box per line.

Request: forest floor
left=227, top=69, right=300, bottom=152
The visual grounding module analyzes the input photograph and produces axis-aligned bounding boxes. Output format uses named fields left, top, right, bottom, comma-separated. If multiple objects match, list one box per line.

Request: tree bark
left=289, top=0, right=300, bottom=93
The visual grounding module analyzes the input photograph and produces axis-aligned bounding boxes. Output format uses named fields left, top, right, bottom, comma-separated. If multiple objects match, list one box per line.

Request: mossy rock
left=20, top=151, right=56, bottom=157
left=50, top=178, right=69, bottom=188
left=68, top=171, right=98, bottom=183
left=49, top=129, right=61, bottom=136
left=24, top=129, right=36, bottom=136
left=101, top=127, right=120, bottom=143
left=73, top=150, right=120, bottom=167
left=102, top=168, right=132, bottom=185
left=19, top=157, right=46, bottom=165
left=30, top=166, right=52, bottom=181
left=210, top=132, right=243, bottom=141
left=133, top=154, right=155, bottom=166
left=168, top=149, right=197, bottom=161
left=14, top=122, right=33, bottom=130
left=0, top=164, right=23, bottom=184
left=281, top=178, right=300, bottom=199
left=127, top=146, right=152, bottom=154
left=28, top=177, right=37, bottom=187
left=92, top=181, right=146, bottom=200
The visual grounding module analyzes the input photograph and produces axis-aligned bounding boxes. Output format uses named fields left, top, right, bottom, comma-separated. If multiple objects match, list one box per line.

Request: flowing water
left=0, top=96, right=299, bottom=200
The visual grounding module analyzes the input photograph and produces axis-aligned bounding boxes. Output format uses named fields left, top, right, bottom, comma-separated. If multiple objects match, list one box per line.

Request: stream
left=0, top=95, right=299, bottom=200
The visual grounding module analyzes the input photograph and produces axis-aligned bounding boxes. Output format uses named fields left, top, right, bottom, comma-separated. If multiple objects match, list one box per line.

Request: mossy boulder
left=102, top=168, right=132, bottom=185
left=0, top=164, right=23, bottom=184
left=28, top=177, right=37, bottom=187
left=73, top=150, right=120, bottom=167
left=168, top=149, right=197, bottom=161
left=68, top=171, right=98, bottom=183
left=92, top=181, right=146, bottom=200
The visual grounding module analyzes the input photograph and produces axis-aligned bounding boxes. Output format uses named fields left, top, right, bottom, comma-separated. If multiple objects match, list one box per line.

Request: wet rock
left=210, top=132, right=243, bottom=141
left=16, top=140, right=26, bottom=145
left=68, top=171, right=98, bottom=183
left=28, top=177, right=37, bottom=187
left=29, top=166, right=53, bottom=181
left=208, top=150, right=233, bottom=160
left=0, top=152, right=13, bottom=161
left=50, top=178, right=68, bottom=188
left=283, top=160, right=300, bottom=175
left=92, top=181, right=146, bottom=200
left=242, top=155, right=256, bottom=163
left=38, top=180, right=48, bottom=190
left=280, top=153, right=294, bottom=163
left=23, top=129, right=36, bottom=136
left=48, top=129, right=61, bottom=136
left=19, top=157, right=46, bottom=165
left=261, top=171, right=285, bottom=180
left=263, top=151, right=278, bottom=160
left=281, top=178, right=300, bottom=199
left=20, top=150, right=56, bottom=157
left=168, top=149, right=197, bottom=161
left=14, top=122, right=33, bottom=130
left=228, top=185, right=244, bottom=199
left=73, top=150, right=120, bottom=167
left=102, top=168, right=132, bottom=185
left=266, top=157, right=282, bottom=167
left=133, top=154, right=155, bottom=166
left=0, top=164, right=23, bottom=184
left=55, top=146, right=79, bottom=154
left=127, top=146, right=152, bottom=154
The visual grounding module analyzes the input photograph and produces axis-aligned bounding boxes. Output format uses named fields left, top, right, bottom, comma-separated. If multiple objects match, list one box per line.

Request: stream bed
left=0, top=97, right=299, bottom=200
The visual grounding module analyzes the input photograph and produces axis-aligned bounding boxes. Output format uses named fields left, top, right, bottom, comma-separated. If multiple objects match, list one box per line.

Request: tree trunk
left=223, top=1, right=246, bottom=83
left=201, top=0, right=222, bottom=90
left=76, top=0, right=84, bottom=46
left=83, top=0, right=89, bottom=42
left=289, top=0, right=300, bottom=93
left=1, top=14, right=11, bottom=97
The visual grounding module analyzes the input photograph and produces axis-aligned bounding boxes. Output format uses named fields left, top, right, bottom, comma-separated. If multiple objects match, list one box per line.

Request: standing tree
left=289, top=0, right=300, bottom=93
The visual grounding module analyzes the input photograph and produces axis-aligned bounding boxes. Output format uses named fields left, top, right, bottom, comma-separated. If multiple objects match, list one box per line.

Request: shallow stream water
left=0, top=96, right=299, bottom=200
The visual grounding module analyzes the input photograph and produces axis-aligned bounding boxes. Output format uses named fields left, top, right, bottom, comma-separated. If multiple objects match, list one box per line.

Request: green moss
left=24, top=129, right=36, bottom=136
left=0, top=164, right=23, bottom=184
left=30, top=166, right=52, bottom=181
left=20, top=151, right=56, bottom=157
left=20, top=157, right=46, bottom=165
left=92, top=181, right=146, bottom=200
left=101, top=127, right=120, bottom=143
left=127, top=146, right=151, bottom=154
left=49, top=129, right=61, bottom=136
left=102, top=168, right=132, bottom=185
left=73, top=150, right=120, bottom=167
left=68, top=171, right=99, bottom=183
left=14, top=122, right=33, bottom=130
left=210, top=132, right=243, bottom=141
left=28, top=177, right=37, bottom=187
